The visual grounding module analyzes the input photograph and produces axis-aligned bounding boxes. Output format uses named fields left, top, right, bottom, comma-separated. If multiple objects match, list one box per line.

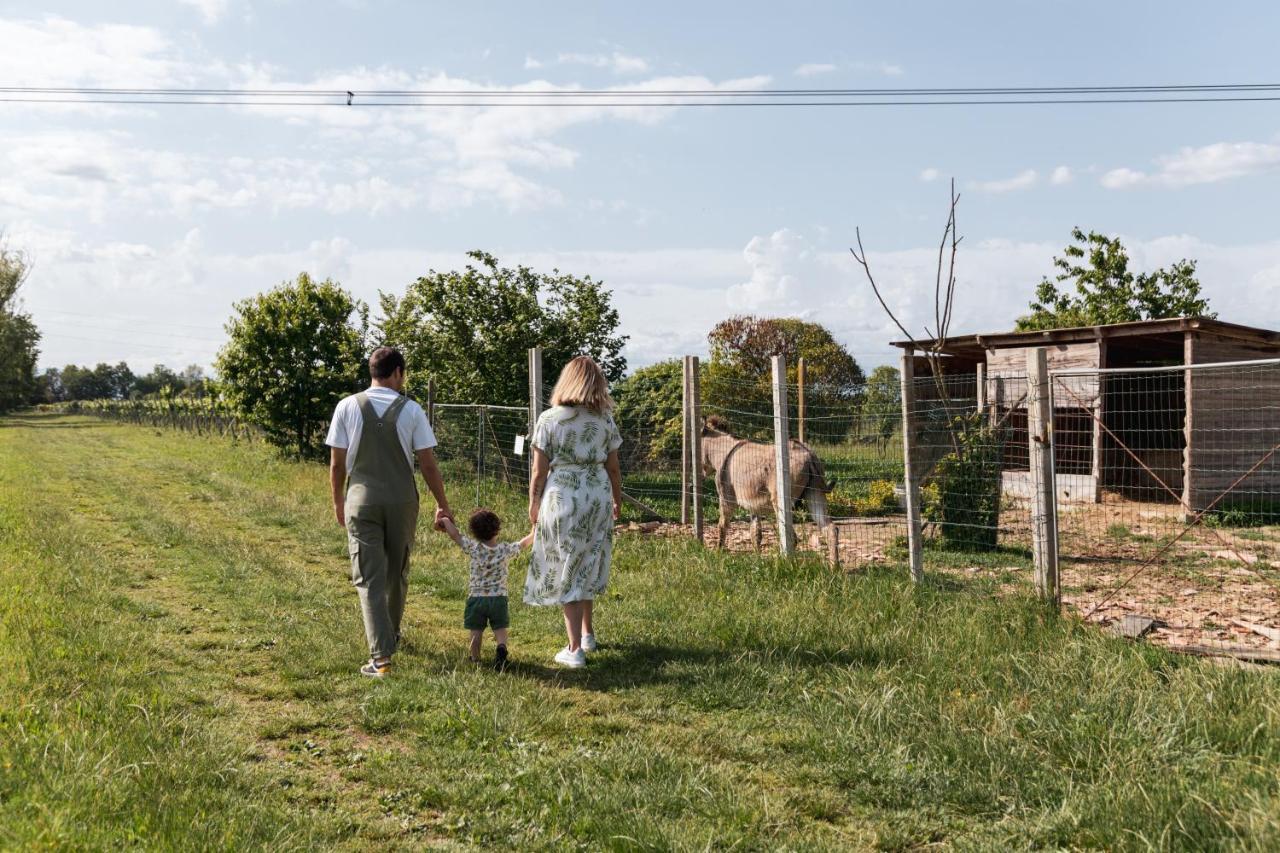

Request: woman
left=525, top=355, right=624, bottom=668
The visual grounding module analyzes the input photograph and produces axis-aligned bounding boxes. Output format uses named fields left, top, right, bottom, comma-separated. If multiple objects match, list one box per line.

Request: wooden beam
left=771, top=355, right=795, bottom=556
left=1027, top=346, right=1060, bottom=607
left=681, top=355, right=691, bottom=526
left=690, top=355, right=704, bottom=543
left=899, top=350, right=924, bottom=583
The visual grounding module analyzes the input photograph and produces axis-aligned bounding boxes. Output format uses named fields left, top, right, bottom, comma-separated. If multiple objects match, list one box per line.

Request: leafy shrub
left=929, top=416, right=1004, bottom=550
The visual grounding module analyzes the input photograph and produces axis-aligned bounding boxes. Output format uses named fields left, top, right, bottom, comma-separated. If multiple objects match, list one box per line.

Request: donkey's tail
left=801, top=455, right=831, bottom=529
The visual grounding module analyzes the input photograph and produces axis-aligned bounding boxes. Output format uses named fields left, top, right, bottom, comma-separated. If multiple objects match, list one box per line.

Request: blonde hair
left=550, top=355, right=614, bottom=413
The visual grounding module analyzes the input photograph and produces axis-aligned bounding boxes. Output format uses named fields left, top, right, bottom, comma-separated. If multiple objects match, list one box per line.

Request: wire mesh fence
left=430, top=403, right=530, bottom=509
left=1048, top=360, right=1280, bottom=652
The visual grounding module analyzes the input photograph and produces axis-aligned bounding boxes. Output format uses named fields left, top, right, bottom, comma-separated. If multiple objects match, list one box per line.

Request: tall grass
left=1, top=412, right=1278, bottom=850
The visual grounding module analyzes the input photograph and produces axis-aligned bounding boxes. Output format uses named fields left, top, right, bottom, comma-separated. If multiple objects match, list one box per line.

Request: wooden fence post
left=1026, top=347, right=1060, bottom=607
left=899, top=350, right=924, bottom=583
left=797, top=356, right=806, bottom=444
left=426, top=378, right=436, bottom=428
left=690, top=355, right=704, bottom=543
left=772, top=354, right=795, bottom=556
left=681, top=356, right=691, bottom=525
left=827, top=523, right=840, bottom=570
left=528, top=347, right=543, bottom=477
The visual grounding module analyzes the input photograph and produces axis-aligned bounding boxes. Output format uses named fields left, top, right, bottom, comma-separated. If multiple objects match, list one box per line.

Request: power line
left=5, top=82, right=1280, bottom=108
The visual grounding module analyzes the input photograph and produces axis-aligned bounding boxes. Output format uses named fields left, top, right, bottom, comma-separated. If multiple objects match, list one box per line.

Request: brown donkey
left=700, top=415, right=833, bottom=551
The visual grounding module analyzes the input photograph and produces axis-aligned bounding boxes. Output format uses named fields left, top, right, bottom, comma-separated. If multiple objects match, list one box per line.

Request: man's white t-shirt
left=325, top=386, right=437, bottom=475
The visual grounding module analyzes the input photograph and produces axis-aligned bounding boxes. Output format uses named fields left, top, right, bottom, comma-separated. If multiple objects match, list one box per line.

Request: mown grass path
left=2, top=413, right=1279, bottom=850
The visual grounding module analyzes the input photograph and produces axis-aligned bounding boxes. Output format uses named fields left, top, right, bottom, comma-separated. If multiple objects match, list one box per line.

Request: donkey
left=700, top=415, right=833, bottom=552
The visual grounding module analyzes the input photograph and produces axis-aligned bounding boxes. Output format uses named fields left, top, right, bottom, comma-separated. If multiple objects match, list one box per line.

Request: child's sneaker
left=554, top=646, right=586, bottom=668
left=360, top=657, right=391, bottom=678
left=494, top=644, right=509, bottom=672
left=581, top=633, right=597, bottom=653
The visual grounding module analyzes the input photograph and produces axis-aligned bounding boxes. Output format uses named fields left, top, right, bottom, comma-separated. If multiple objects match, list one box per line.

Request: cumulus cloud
left=972, top=169, right=1038, bottom=193
left=1102, top=140, right=1280, bottom=189
left=0, top=16, right=196, bottom=88
left=919, top=167, right=940, bottom=182
left=1050, top=165, right=1073, bottom=185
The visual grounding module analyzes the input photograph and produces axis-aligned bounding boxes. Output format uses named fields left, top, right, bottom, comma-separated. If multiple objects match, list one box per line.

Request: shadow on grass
left=501, top=639, right=904, bottom=693
left=0, top=415, right=104, bottom=429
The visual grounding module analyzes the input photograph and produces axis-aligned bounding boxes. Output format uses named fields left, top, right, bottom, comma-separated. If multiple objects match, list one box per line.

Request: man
left=327, top=346, right=452, bottom=677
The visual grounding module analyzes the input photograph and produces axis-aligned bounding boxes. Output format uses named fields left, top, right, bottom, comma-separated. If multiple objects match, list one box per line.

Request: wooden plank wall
left=986, top=342, right=1101, bottom=408
left=1186, top=333, right=1280, bottom=512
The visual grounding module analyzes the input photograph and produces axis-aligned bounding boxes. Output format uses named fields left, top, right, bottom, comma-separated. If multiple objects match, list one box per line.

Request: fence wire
left=1049, top=361, right=1280, bottom=652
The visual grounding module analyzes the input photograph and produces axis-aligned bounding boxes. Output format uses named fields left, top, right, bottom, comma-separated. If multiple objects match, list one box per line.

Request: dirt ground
left=625, top=493, right=1280, bottom=657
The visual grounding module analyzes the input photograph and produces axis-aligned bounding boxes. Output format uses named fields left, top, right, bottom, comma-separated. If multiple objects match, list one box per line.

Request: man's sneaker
left=581, top=633, right=598, bottom=653
left=360, top=657, right=391, bottom=678
left=494, top=644, right=509, bottom=672
left=554, top=646, right=586, bottom=668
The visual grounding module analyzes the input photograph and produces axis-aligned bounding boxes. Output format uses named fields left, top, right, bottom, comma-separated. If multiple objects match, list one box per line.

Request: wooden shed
left=893, top=317, right=1280, bottom=513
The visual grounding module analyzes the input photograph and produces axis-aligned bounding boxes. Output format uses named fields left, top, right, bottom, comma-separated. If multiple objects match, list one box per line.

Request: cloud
left=794, top=63, right=837, bottom=77
left=919, top=167, right=940, bottom=182
left=971, top=169, right=1038, bottom=193
left=1049, top=165, right=1073, bottom=185
left=853, top=61, right=904, bottom=76
left=523, top=51, right=651, bottom=75
left=179, top=0, right=229, bottom=25
left=1103, top=140, right=1280, bottom=189
left=0, top=16, right=196, bottom=88
left=793, top=60, right=903, bottom=78
left=20, top=221, right=1280, bottom=373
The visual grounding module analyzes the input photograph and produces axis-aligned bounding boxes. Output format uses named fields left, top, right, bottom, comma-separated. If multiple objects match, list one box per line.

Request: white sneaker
left=581, top=633, right=597, bottom=653
left=554, top=646, right=586, bottom=668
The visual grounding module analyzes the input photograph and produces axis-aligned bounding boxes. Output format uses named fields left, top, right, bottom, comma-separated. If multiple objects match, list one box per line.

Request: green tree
left=612, top=359, right=684, bottom=467
left=1016, top=228, right=1213, bottom=331
left=860, top=364, right=900, bottom=450
left=376, top=251, right=627, bottom=405
left=216, top=273, right=368, bottom=459
left=702, top=316, right=864, bottom=441
left=0, top=242, right=40, bottom=412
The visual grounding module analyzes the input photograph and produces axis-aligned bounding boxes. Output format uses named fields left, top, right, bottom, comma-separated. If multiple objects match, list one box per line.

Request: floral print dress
left=524, top=405, right=623, bottom=606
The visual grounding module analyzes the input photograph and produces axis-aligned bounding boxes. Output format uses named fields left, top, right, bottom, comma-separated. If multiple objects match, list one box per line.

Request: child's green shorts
left=464, top=595, right=509, bottom=631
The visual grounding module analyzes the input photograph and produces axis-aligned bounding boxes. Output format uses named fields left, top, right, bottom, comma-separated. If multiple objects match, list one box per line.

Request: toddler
left=436, top=508, right=533, bottom=670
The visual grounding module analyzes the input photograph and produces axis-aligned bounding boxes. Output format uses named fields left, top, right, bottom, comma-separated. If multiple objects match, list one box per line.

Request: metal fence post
left=899, top=350, right=924, bottom=582
left=797, top=356, right=806, bottom=444
left=1027, top=347, right=1060, bottom=607
left=772, top=354, right=795, bottom=556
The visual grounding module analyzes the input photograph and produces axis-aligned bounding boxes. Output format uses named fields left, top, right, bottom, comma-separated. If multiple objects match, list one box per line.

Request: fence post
left=772, top=354, right=795, bottom=556
left=527, top=347, right=543, bottom=476
left=899, top=350, right=924, bottom=582
left=690, top=355, right=704, bottom=543
left=827, top=523, right=840, bottom=570
left=476, top=405, right=486, bottom=506
left=1026, top=347, right=1060, bottom=607
left=681, top=356, right=691, bottom=525
left=426, top=378, right=436, bottom=428
left=797, top=356, right=806, bottom=444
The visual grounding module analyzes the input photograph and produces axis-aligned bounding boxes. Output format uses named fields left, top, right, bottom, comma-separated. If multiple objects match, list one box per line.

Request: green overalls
left=345, top=392, right=419, bottom=659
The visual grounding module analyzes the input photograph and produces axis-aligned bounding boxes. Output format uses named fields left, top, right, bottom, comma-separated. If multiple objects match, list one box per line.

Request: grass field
left=3, top=412, right=1280, bottom=850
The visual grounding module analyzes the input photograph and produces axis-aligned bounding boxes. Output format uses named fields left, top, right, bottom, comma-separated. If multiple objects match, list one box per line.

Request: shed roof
left=891, top=317, right=1280, bottom=358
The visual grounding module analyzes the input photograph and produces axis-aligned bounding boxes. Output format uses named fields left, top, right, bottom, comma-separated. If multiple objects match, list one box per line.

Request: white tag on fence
left=514, top=434, right=526, bottom=456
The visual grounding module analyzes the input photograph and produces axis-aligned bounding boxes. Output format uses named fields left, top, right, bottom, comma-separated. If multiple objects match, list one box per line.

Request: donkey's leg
left=717, top=501, right=730, bottom=550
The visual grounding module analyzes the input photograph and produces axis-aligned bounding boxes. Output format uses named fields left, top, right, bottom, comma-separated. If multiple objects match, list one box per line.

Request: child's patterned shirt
left=460, top=537, right=521, bottom=596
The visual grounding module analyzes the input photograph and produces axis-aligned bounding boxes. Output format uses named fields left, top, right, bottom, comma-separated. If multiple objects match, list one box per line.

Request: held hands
left=433, top=506, right=454, bottom=532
